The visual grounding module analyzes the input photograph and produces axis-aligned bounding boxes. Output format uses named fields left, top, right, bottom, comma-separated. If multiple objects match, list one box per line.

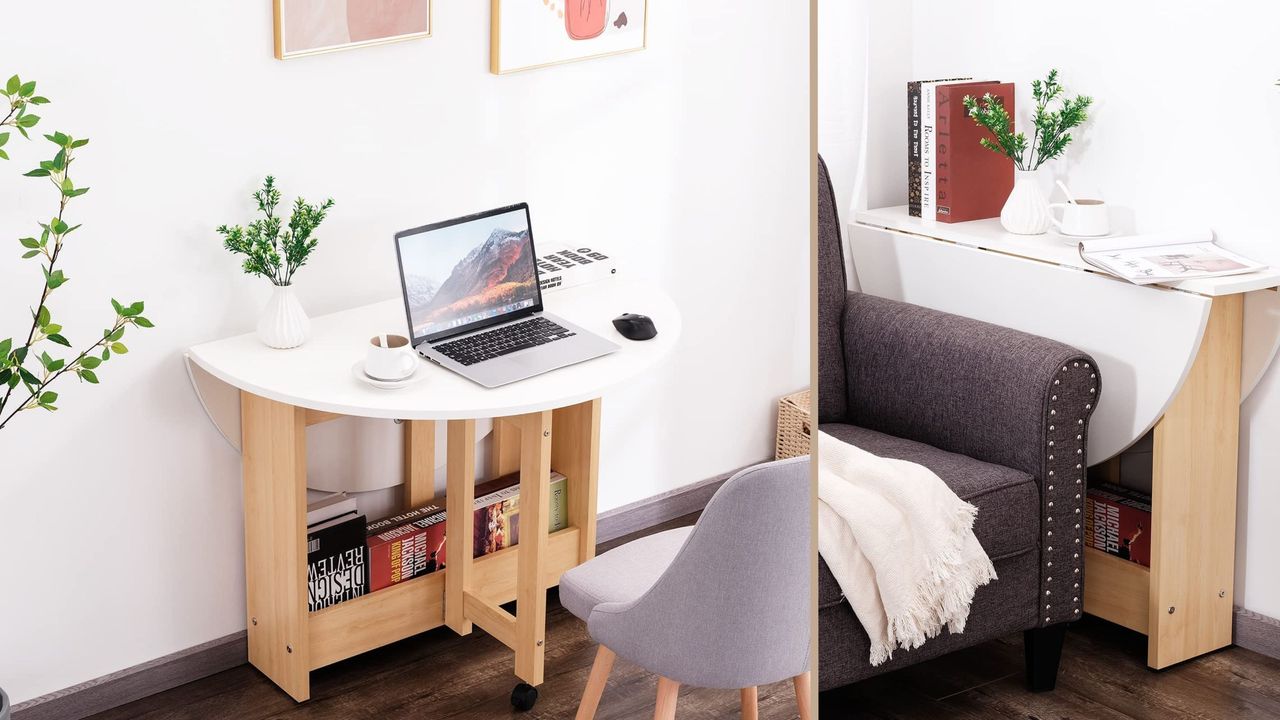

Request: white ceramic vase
left=257, top=284, right=310, bottom=349
left=1000, top=170, right=1052, bottom=235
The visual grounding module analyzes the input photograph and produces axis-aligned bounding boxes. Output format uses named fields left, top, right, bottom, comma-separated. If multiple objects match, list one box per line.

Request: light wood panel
left=1082, top=547, right=1150, bottom=634
left=473, top=528, right=582, bottom=602
left=491, top=417, right=522, bottom=477
left=464, top=591, right=518, bottom=650
left=303, top=409, right=344, bottom=426
left=553, top=398, right=602, bottom=564
left=576, top=646, right=616, bottom=720
left=1149, top=294, right=1243, bottom=668
left=402, top=419, right=436, bottom=509
left=308, top=571, right=445, bottom=669
left=445, top=419, right=476, bottom=636
left=515, top=410, right=553, bottom=685
left=240, top=392, right=310, bottom=701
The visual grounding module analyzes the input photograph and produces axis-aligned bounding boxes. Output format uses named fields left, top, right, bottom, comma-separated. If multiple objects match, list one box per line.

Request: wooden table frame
left=1082, top=294, right=1243, bottom=669
left=240, top=391, right=602, bottom=702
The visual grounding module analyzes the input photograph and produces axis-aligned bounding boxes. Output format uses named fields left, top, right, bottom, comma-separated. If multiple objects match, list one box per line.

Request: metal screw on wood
left=252, top=617, right=258, bottom=626
left=287, top=645, right=293, bottom=653
left=537, top=640, right=544, bottom=646
left=543, top=430, right=550, bottom=437
left=1168, top=606, right=1176, bottom=614
left=1219, top=590, right=1227, bottom=598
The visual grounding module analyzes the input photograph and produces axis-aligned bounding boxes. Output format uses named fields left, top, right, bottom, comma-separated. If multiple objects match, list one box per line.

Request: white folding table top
left=187, top=277, right=680, bottom=421
left=855, top=206, right=1280, bottom=297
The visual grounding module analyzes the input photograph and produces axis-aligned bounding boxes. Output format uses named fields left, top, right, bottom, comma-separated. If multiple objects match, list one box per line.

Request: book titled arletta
left=307, top=512, right=369, bottom=611
left=935, top=81, right=1014, bottom=223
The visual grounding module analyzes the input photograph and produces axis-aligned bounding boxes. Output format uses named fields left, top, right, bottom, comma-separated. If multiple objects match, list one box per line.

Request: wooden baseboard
left=1233, top=606, right=1280, bottom=661
left=10, top=465, right=753, bottom=720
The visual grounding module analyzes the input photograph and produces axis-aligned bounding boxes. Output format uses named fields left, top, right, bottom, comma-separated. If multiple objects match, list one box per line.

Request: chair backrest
left=586, top=457, right=811, bottom=689
left=818, top=155, right=849, bottom=422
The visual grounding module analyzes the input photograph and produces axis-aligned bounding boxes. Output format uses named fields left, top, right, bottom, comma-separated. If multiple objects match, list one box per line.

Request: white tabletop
left=855, top=206, right=1280, bottom=297
left=187, top=278, right=680, bottom=420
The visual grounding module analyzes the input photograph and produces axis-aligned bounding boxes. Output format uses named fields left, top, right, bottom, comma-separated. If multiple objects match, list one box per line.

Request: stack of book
left=1083, top=482, right=1151, bottom=567
left=306, top=492, right=369, bottom=612
left=908, top=78, right=1015, bottom=223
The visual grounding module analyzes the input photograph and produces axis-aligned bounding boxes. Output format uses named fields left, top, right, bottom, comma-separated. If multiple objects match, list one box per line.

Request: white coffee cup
left=365, top=334, right=417, bottom=381
left=1050, top=199, right=1110, bottom=237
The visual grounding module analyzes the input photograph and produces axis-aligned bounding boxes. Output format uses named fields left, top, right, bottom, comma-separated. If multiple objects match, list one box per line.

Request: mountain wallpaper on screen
left=413, top=228, right=536, bottom=327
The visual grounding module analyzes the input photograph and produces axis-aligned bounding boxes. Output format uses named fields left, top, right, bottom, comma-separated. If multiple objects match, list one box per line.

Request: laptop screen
left=395, top=204, right=543, bottom=344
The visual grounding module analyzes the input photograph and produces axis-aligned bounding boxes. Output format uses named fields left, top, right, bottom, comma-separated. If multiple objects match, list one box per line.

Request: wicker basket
left=775, top=389, right=812, bottom=460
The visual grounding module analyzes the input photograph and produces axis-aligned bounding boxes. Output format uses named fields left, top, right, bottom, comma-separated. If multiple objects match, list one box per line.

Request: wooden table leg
left=240, top=391, right=311, bottom=701
left=515, top=409, right=553, bottom=685
left=446, top=419, right=476, bottom=636
left=492, top=417, right=522, bottom=477
left=1149, top=293, right=1243, bottom=668
left=553, top=399, right=602, bottom=565
left=403, top=419, right=436, bottom=509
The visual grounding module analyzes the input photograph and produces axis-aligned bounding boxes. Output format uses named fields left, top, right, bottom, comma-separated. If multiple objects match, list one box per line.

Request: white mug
left=1049, top=199, right=1110, bottom=237
left=365, top=334, right=417, bottom=381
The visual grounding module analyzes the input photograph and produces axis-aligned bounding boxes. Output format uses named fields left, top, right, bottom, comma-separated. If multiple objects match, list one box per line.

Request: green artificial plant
left=963, top=69, right=1093, bottom=171
left=0, top=74, right=152, bottom=431
left=217, top=176, right=335, bottom=286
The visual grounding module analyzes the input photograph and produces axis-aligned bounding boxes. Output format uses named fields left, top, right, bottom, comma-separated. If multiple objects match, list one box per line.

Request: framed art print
left=273, top=0, right=432, bottom=60
left=491, top=0, right=647, bottom=74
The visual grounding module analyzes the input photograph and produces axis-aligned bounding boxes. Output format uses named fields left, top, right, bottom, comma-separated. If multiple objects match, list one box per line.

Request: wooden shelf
left=308, top=527, right=582, bottom=670
left=1082, top=547, right=1149, bottom=635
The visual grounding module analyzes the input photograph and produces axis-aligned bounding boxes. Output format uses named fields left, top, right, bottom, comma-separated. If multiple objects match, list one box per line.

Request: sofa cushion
left=818, top=422, right=1039, bottom=602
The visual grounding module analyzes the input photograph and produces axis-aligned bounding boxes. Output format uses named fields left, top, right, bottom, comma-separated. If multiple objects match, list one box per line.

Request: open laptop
left=393, top=203, right=619, bottom=388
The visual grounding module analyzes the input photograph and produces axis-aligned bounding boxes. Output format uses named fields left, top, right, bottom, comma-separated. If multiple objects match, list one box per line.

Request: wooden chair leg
left=740, top=686, right=758, bottom=720
left=654, top=676, right=680, bottom=720
left=576, top=646, right=616, bottom=720
left=793, top=671, right=812, bottom=720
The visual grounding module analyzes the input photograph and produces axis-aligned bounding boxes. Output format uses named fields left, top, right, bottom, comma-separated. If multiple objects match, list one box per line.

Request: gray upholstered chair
left=560, top=457, right=812, bottom=720
left=816, top=155, right=1100, bottom=698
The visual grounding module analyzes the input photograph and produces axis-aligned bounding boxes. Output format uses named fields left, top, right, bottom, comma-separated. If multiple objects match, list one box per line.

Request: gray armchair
left=560, top=457, right=811, bottom=720
left=817, top=156, right=1100, bottom=695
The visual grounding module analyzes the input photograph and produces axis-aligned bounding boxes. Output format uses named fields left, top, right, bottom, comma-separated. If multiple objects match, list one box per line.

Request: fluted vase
left=1000, top=170, right=1052, bottom=235
left=257, top=284, right=310, bottom=349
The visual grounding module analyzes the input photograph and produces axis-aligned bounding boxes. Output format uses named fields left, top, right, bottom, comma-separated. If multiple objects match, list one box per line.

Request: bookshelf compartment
left=1082, top=547, right=1149, bottom=634
left=307, top=526, right=582, bottom=669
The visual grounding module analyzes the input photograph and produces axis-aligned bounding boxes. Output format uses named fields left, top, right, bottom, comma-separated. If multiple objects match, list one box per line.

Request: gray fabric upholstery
left=818, top=155, right=850, bottom=423
left=564, top=457, right=811, bottom=690
left=815, top=158, right=1100, bottom=693
left=820, top=423, right=1039, bottom=560
left=559, top=527, right=692, bottom=622
left=818, top=549, right=1039, bottom=691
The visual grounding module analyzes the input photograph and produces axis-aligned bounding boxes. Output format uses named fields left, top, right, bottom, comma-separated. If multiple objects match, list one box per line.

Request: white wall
left=821, top=0, right=1280, bottom=621
left=0, top=2, right=810, bottom=703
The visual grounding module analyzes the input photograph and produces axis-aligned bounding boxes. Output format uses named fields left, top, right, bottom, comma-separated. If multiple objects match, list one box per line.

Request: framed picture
left=273, top=0, right=432, bottom=60
left=490, top=0, right=647, bottom=75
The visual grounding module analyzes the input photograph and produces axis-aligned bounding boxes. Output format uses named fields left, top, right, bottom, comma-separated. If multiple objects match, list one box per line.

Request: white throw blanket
left=818, top=431, right=997, bottom=666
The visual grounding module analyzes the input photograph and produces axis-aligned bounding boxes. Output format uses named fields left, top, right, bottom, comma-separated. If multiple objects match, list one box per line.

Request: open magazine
left=1077, top=230, right=1266, bottom=285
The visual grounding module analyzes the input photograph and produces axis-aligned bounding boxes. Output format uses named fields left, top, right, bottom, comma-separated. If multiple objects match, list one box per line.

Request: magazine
left=1077, top=229, right=1266, bottom=285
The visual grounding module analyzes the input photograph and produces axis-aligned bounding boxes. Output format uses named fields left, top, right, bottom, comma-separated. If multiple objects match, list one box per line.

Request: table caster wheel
left=511, top=682, right=538, bottom=711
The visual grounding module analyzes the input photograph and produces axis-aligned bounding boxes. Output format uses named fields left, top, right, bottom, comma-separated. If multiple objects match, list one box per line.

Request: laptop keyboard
left=434, top=317, right=576, bottom=367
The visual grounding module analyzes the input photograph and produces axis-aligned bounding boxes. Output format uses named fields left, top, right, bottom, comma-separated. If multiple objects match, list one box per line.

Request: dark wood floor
left=820, top=616, right=1280, bottom=719
left=88, top=513, right=802, bottom=720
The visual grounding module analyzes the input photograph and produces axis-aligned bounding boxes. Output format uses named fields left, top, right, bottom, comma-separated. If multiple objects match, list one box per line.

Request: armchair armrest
left=841, top=292, right=1100, bottom=626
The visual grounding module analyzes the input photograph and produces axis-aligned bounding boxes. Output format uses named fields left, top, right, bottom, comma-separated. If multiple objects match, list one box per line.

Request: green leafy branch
left=0, top=74, right=153, bottom=431
left=217, top=176, right=335, bottom=286
left=962, top=69, right=1093, bottom=171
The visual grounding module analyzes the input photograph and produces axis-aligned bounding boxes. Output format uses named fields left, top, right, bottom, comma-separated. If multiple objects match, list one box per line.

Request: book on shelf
left=363, top=471, right=569, bottom=593
left=307, top=491, right=357, bottom=527
left=935, top=81, right=1014, bottom=223
left=1077, top=230, right=1267, bottom=285
left=307, top=509, right=369, bottom=611
left=907, top=77, right=970, bottom=218
left=1083, top=482, right=1151, bottom=567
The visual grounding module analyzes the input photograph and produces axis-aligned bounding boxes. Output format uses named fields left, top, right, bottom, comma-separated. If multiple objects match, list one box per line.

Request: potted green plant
left=217, top=177, right=334, bottom=348
left=963, top=69, right=1093, bottom=235
left=0, top=74, right=152, bottom=433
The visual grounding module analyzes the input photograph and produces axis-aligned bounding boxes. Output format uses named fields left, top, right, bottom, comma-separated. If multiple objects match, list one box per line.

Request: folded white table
left=185, top=277, right=680, bottom=702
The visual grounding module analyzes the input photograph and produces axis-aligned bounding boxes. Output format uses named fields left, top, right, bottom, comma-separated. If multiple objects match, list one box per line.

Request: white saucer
left=351, top=361, right=428, bottom=390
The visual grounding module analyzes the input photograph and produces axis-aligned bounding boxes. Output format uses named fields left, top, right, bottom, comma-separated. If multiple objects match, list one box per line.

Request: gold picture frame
left=273, top=0, right=433, bottom=60
left=490, top=0, right=648, bottom=75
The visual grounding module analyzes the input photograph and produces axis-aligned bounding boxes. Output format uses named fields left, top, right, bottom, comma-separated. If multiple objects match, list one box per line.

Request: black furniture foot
left=511, top=682, right=538, bottom=711
left=1024, top=624, right=1069, bottom=692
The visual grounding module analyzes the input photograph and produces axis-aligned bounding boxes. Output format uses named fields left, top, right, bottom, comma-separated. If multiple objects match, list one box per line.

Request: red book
left=367, top=504, right=447, bottom=592
left=1085, top=483, right=1151, bottom=567
left=935, top=81, right=1015, bottom=223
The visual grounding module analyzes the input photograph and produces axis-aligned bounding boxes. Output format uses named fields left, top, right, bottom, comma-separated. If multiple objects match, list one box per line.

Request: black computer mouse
left=612, top=313, right=657, bottom=341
